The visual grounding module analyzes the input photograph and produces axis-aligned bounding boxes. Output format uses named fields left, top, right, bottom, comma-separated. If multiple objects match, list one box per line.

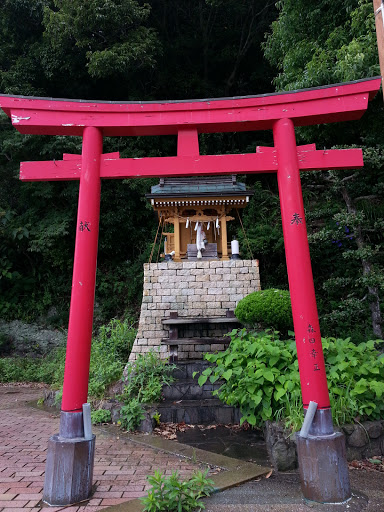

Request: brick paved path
left=0, top=385, right=205, bottom=511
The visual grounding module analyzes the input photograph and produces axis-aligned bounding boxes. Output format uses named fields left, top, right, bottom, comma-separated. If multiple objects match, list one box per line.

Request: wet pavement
left=0, top=384, right=211, bottom=511
left=1, top=384, right=384, bottom=512
left=202, top=470, right=384, bottom=512
left=176, top=425, right=270, bottom=466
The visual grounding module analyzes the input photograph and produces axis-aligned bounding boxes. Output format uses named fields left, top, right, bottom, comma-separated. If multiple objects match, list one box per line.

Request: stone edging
left=264, top=420, right=384, bottom=471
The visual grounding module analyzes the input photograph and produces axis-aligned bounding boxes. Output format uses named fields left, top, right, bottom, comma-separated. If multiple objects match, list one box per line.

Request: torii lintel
left=20, top=145, right=363, bottom=181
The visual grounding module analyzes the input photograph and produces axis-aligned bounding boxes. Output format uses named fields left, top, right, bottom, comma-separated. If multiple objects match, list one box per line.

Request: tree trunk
left=341, top=186, right=383, bottom=338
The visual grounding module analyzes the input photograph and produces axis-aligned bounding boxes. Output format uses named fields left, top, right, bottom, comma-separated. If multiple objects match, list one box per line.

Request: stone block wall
left=264, top=420, right=384, bottom=471
left=129, top=259, right=260, bottom=361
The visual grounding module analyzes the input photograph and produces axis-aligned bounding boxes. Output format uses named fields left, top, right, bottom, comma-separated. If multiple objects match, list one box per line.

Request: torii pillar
left=0, top=76, right=380, bottom=506
left=44, top=126, right=102, bottom=505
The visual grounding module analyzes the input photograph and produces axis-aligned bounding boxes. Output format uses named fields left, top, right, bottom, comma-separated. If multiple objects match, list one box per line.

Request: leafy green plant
left=118, top=351, right=176, bottom=431
left=122, top=351, right=176, bottom=404
left=235, top=289, right=293, bottom=333
left=0, top=345, right=66, bottom=385
left=152, top=411, right=161, bottom=426
left=324, top=337, right=384, bottom=424
left=141, top=469, right=214, bottom=512
left=196, top=329, right=300, bottom=427
left=91, top=409, right=112, bottom=425
left=118, top=398, right=145, bottom=431
left=97, top=318, right=136, bottom=364
left=195, top=329, right=384, bottom=430
left=86, top=318, right=137, bottom=398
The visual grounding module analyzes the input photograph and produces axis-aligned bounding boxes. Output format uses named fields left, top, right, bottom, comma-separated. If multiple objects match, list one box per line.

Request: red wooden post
left=43, top=126, right=102, bottom=505
left=273, top=118, right=330, bottom=415
left=273, top=118, right=350, bottom=503
left=61, top=125, right=103, bottom=418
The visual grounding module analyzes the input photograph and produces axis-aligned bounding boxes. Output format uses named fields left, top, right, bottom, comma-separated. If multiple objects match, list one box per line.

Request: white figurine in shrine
left=195, top=222, right=207, bottom=258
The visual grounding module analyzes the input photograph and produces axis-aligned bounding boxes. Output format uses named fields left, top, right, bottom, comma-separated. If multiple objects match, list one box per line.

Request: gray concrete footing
left=43, top=433, right=96, bottom=506
left=296, top=431, right=351, bottom=504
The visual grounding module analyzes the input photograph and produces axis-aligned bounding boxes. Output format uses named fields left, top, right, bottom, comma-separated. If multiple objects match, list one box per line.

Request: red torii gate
left=0, top=76, right=380, bottom=506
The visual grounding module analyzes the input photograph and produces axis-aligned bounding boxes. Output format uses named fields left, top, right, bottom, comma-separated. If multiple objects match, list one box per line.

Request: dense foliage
left=141, top=469, right=214, bottom=512
left=0, top=0, right=277, bottom=327
left=0, top=0, right=382, bottom=340
left=0, top=318, right=136, bottom=397
left=235, top=289, right=293, bottom=332
left=263, top=0, right=384, bottom=340
left=119, top=351, right=176, bottom=430
left=196, top=329, right=384, bottom=429
left=0, top=345, right=66, bottom=384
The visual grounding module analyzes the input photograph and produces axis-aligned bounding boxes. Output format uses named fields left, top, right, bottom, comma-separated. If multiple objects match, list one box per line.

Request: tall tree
left=0, top=0, right=278, bottom=325
left=264, top=0, right=384, bottom=339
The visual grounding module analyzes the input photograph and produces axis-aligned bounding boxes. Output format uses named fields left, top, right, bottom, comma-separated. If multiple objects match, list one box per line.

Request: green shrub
left=324, top=337, right=384, bottom=424
left=141, top=469, right=214, bottom=512
left=119, top=351, right=176, bottom=431
left=91, top=409, right=112, bottom=425
left=235, top=289, right=293, bottom=332
left=196, top=329, right=300, bottom=427
left=195, top=329, right=384, bottom=430
left=97, top=318, right=136, bottom=363
left=0, top=318, right=137, bottom=401
left=119, top=398, right=145, bottom=431
left=85, top=318, right=137, bottom=398
left=0, top=346, right=66, bottom=384
left=122, top=351, right=176, bottom=404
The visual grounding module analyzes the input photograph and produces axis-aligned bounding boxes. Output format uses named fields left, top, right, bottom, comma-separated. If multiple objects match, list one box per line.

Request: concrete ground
left=0, top=384, right=383, bottom=512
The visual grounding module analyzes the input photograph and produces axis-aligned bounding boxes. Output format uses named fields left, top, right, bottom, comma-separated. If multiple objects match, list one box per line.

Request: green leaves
left=141, top=469, right=214, bottom=512
left=194, top=328, right=384, bottom=430
left=195, top=329, right=301, bottom=427
left=43, top=0, right=160, bottom=80
left=119, top=398, right=145, bottom=431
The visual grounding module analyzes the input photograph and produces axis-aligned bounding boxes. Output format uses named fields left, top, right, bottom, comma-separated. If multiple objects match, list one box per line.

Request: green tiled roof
left=148, top=176, right=249, bottom=197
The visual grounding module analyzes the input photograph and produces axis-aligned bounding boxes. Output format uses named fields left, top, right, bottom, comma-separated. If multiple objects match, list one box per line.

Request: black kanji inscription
left=308, top=337, right=316, bottom=344
left=290, top=213, right=303, bottom=225
left=79, top=221, right=91, bottom=232
left=310, top=348, right=317, bottom=359
left=313, top=363, right=320, bottom=371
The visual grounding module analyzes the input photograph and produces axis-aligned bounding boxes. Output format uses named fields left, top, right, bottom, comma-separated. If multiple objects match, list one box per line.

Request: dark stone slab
left=348, top=425, right=369, bottom=448
left=362, top=420, right=383, bottom=439
left=157, top=399, right=240, bottom=425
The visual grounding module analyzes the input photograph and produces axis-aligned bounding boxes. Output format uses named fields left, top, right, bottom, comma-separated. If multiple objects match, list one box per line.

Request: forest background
left=0, top=0, right=383, bottom=343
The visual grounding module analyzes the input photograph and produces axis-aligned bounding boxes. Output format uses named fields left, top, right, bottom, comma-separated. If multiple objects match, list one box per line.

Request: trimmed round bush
left=235, top=288, right=293, bottom=332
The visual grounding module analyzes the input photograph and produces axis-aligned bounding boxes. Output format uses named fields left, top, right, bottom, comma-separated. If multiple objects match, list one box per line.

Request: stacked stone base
left=264, top=420, right=384, bottom=471
left=129, top=260, right=260, bottom=361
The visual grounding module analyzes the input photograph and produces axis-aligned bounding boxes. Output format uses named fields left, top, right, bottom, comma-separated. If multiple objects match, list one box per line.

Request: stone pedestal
left=130, top=260, right=261, bottom=362
left=43, top=434, right=96, bottom=506
left=296, top=431, right=351, bottom=503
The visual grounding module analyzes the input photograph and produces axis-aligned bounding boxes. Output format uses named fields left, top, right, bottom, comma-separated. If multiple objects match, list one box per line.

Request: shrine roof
left=147, top=176, right=251, bottom=198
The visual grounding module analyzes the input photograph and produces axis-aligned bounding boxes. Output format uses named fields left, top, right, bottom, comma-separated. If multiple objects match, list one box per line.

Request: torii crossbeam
left=0, top=76, right=381, bottom=506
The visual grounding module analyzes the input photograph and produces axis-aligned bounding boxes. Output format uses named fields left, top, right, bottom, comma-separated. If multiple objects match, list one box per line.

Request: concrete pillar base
left=43, top=434, right=96, bottom=506
left=297, top=431, right=351, bottom=503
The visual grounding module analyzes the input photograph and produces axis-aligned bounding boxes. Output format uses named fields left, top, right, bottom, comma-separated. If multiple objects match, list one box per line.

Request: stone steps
left=156, top=398, right=240, bottom=425
left=163, top=378, right=221, bottom=401
left=160, top=360, right=240, bottom=425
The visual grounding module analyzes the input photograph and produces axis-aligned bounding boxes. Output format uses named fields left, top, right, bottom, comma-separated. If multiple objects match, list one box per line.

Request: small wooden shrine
left=147, top=175, right=253, bottom=261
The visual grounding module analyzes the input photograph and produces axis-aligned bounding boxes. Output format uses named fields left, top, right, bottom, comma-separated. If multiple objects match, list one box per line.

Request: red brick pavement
left=0, top=385, right=206, bottom=511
